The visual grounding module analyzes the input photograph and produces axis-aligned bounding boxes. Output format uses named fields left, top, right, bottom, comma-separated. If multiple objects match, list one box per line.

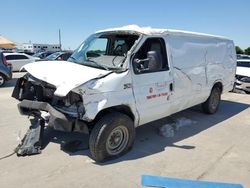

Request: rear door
left=6, top=54, right=30, bottom=71
left=131, top=37, right=174, bottom=125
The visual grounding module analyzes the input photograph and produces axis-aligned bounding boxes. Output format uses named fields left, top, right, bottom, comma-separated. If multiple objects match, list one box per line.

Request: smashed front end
left=12, top=73, right=88, bottom=133
left=11, top=73, right=90, bottom=156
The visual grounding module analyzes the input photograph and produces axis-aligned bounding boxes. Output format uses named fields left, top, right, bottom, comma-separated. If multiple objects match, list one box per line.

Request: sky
left=0, top=0, right=249, bottom=50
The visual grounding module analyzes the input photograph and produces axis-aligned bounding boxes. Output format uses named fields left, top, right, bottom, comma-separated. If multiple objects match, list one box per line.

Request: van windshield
left=68, top=33, right=139, bottom=71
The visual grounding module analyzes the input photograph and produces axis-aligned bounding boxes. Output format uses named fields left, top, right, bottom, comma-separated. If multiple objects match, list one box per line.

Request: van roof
left=96, top=25, right=230, bottom=40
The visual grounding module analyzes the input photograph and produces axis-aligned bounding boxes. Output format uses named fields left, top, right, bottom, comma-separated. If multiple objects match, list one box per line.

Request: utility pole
left=59, top=29, right=62, bottom=51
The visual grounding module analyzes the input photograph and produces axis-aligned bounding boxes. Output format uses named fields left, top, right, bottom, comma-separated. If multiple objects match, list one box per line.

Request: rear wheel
left=202, top=87, right=221, bottom=114
left=0, top=73, right=6, bottom=87
left=89, top=112, right=135, bottom=162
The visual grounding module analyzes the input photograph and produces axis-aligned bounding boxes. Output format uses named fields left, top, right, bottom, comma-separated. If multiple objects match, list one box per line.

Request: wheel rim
left=0, top=75, right=4, bottom=86
left=106, top=126, right=129, bottom=155
left=210, top=90, right=220, bottom=110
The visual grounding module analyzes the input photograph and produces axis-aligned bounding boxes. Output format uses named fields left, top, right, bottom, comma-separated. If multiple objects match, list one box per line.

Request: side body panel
left=166, top=34, right=236, bottom=114
left=75, top=70, right=140, bottom=126
left=8, top=58, right=34, bottom=71
left=131, top=36, right=174, bottom=125
left=74, top=33, right=236, bottom=127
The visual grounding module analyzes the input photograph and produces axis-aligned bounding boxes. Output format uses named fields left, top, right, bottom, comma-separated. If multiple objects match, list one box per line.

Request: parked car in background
left=237, top=54, right=250, bottom=59
left=4, top=52, right=40, bottom=71
left=0, top=52, right=12, bottom=87
left=33, top=51, right=54, bottom=59
left=234, top=59, right=250, bottom=93
left=43, top=51, right=72, bottom=61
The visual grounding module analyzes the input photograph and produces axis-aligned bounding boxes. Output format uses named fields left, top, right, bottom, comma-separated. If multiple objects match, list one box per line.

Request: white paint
left=159, top=117, right=197, bottom=138
left=175, top=117, right=197, bottom=130
left=236, top=67, right=250, bottom=77
left=96, top=24, right=228, bottom=39
left=22, top=61, right=111, bottom=97
left=159, top=124, right=175, bottom=138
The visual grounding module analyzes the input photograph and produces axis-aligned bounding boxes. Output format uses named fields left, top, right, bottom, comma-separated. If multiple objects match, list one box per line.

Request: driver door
left=131, top=37, right=174, bottom=125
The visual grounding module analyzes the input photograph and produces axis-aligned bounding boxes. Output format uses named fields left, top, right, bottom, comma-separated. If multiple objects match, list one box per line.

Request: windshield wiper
left=87, top=58, right=110, bottom=71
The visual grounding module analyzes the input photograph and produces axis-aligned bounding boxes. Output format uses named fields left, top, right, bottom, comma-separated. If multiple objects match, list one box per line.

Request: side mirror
left=147, top=51, right=160, bottom=71
left=134, top=51, right=160, bottom=72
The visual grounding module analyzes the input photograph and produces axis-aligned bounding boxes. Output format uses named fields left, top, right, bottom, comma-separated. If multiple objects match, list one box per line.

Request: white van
left=12, top=25, right=236, bottom=161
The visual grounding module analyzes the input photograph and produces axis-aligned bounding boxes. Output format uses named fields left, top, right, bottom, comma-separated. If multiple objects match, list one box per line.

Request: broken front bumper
left=18, top=100, right=74, bottom=132
left=18, top=99, right=89, bottom=134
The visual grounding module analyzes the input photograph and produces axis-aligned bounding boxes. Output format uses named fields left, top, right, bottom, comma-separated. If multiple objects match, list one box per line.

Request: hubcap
left=0, top=75, right=4, bottom=86
left=106, top=126, right=129, bottom=155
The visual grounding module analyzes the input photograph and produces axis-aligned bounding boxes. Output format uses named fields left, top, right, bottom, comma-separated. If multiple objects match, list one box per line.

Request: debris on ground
left=159, top=117, right=197, bottom=138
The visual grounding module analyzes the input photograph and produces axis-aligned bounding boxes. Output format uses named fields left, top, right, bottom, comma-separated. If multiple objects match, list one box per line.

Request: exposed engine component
left=12, top=74, right=85, bottom=119
left=16, top=117, right=45, bottom=156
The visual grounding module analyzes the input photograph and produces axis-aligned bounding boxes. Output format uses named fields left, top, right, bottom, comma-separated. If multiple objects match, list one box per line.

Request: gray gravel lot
left=0, top=73, right=250, bottom=188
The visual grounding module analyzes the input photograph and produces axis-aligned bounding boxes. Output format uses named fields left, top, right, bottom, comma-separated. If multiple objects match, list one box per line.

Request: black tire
left=231, top=82, right=237, bottom=93
left=202, top=87, right=221, bottom=114
left=89, top=112, right=135, bottom=162
left=0, top=73, right=6, bottom=87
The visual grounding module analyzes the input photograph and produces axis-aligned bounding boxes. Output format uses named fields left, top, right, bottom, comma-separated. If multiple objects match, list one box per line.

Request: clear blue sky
left=1, top=0, right=249, bottom=50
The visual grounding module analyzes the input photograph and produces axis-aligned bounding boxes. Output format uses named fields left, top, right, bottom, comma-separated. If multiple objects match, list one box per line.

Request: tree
left=245, top=47, right=250, bottom=55
left=235, top=46, right=244, bottom=54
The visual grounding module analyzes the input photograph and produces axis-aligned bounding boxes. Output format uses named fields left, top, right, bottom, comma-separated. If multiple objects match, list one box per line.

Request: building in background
left=16, top=43, right=61, bottom=53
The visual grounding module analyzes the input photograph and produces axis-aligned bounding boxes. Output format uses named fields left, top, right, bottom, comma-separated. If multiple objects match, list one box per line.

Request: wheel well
left=0, top=72, right=6, bottom=79
left=213, top=82, right=223, bottom=93
left=0, top=72, right=7, bottom=82
left=93, top=105, right=135, bottom=124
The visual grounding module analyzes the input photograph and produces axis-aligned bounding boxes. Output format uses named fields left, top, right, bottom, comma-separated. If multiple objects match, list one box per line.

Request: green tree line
left=235, top=46, right=250, bottom=55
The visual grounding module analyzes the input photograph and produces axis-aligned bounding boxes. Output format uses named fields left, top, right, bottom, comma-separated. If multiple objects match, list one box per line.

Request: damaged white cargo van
left=12, top=25, right=236, bottom=161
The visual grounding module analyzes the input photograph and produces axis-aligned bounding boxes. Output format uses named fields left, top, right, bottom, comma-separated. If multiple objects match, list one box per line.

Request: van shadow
left=41, top=100, right=249, bottom=164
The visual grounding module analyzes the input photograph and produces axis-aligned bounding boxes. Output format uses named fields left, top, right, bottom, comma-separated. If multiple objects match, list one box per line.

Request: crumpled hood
left=236, top=67, right=250, bottom=77
left=23, top=61, right=111, bottom=97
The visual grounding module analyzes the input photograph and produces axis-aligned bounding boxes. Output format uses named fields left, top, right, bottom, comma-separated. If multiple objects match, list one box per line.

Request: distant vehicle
left=236, top=54, right=250, bottom=59
left=4, top=52, right=40, bottom=71
left=33, top=51, right=54, bottom=59
left=234, top=59, right=250, bottom=93
left=0, top=52, right=12, bottom=87
left=43, top=51, right=72, bottom=61
left=23, top=51, right=35, bottom=56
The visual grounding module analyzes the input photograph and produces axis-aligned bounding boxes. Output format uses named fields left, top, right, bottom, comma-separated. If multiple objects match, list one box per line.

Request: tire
left=0, top=73, right=6, bottom=87
left=231, top=82, right=236, bottom=93
left=89, top=112, right=135, bottom=162
left=202, top=87, right=221, bottom=114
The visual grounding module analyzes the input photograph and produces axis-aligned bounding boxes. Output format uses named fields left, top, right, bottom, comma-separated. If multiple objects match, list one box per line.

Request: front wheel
left=202, top=87, right=221, bottom=114
left=89, top=112, right=135, bottom=162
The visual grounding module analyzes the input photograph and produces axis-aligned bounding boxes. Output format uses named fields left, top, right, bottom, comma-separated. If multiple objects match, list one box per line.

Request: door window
left=133, top=38, right=168, bottom=74
left=6, top=55, right=28, bottom=60
left=16, top=55, right=28, bottom=60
